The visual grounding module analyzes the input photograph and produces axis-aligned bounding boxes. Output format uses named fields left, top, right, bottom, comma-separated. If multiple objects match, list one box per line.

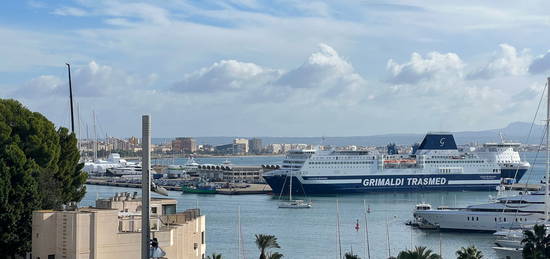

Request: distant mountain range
left=152, top=122, right=545, bottom=146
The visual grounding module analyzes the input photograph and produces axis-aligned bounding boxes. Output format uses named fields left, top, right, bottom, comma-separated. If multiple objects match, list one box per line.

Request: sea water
left=81, top=152, right=546, bottom=259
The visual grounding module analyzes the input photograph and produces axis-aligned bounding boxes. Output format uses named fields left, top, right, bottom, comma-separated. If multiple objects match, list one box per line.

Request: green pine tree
left=0, top=99, right=88, bottom=258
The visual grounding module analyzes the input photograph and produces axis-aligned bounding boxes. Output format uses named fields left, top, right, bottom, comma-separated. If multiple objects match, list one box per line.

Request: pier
left=86, top=178, right=272, bottom=194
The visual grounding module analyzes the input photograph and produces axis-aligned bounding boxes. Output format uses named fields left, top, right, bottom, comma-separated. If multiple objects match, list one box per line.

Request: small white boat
left=278, top=171, right=311, bottom=209
left=279, top=199, right=312, bottom=209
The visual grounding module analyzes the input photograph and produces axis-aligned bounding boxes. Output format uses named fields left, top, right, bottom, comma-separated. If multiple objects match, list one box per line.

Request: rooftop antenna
left=499, top=132, right=505, bottom=143
left=66, top=63, right=75, bottom=133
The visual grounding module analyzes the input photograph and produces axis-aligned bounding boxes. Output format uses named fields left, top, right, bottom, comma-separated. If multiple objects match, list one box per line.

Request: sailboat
left=278, top=170, right=312, bottom=208
left=492, top=77, right=550, bottom=259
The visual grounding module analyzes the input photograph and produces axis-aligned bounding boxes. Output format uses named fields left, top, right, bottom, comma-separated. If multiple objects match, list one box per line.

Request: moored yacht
left=412, top=192, right=547, bottom=232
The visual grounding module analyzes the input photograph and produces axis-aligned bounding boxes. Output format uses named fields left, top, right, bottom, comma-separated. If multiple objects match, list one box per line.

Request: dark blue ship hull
left=264, top=169, right=527, bottom=195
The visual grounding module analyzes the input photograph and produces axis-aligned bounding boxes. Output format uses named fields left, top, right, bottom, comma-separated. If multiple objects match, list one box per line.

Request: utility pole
left=141, top=115, right=151, bottom=259
left=66, top=63, right=75, bottom=133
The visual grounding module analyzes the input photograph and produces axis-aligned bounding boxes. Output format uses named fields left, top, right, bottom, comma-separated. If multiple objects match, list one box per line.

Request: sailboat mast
left=86, top=123, right=89, bottom=160
left=363, top=200, right=371, bottom=259
left=77, top=103, right=81, bottom=152
left=336, top=200, right=342, bottom=259
left=238, top=206, right=241, bottom=259
left=66, top=63, right=75, bottom=133
left=93, top=110, right=98, bottom=161
left=289, top=170, right=293, bottom=201
left=546, top=77, right=550, bottom=223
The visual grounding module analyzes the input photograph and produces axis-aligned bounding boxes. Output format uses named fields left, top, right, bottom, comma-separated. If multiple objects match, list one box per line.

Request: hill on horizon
left=152, top=122, right=544, bottom=146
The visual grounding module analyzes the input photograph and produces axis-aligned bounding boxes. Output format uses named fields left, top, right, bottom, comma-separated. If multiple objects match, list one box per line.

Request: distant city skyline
left=1, top=1, right=550, bottom=137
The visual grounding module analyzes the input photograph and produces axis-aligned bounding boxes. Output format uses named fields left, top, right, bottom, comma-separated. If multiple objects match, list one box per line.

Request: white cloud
left=27, top=0, right=46, bottom=9
left=101, top=2, right=171, bottom=25
left=172, top=44, right=368, bottom=106
left=529, top=51, right=550, bottom=74
left=467, top=44, right=532, bottom=79
left=52, top=6, right=88, bottom=16
left=276, top=44, right=359, bottom=88
left=386, top=52, right=464, bottom=84
left=172, top=60, right=280, bottom=93
left=5, top=0, right=550, bottom=137
left=14, top=75, right=65, bottom=98
left=13, top=61, right=156, bottom=98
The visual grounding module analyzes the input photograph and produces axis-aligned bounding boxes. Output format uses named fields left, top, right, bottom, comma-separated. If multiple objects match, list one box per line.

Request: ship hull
left=264, top=169, right=527, bottom=195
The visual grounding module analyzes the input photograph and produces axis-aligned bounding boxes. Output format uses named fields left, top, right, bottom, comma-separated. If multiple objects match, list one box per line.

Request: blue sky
left=1, top=0, right=550, bottom=138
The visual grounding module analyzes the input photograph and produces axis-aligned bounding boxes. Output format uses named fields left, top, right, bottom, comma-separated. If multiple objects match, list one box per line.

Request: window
left=151, top=207, right=157, bottom=214
left=48, top=256, right=55, bottom=259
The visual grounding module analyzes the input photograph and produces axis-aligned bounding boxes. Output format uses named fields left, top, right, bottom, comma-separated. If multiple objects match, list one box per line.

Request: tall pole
left=237, top=206, right=241, bottom=259
left=66, top=63, right=75, bottom=133
left=363, top=200, right=371, bottom=259
left=385, top=215, right=391, bottom=258
left=546, top=77, right=550, bottom=223
left=141, top=115, right=151, bottom=259
left=336, top=199, right=342, bottom=259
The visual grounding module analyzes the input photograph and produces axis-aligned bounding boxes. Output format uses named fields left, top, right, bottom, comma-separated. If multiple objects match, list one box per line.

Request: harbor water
left=81, top=152, right=546, bottom=259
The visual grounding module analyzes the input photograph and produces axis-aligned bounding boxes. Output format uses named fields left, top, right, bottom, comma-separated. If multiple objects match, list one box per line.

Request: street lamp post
left=142, top=115, right=151, bottom=259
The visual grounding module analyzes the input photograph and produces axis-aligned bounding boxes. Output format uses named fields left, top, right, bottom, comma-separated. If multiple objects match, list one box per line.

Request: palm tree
left=344, top=251, right=361, bottom=259
left=255, top=234, right=281, bottom=259
left=396, top=246, right=441, bottom=259
left=522, top=224, right=550, bottom=259
left=207, top=253, right=222, bottom=259
left=456, top=245, right=483, bottom=259
left=268, top=252, right=284, bottom=259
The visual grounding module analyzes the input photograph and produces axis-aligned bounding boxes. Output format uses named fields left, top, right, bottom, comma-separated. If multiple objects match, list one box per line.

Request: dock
left=503, top=183, right=542, bottom=191
left=216, top=184, right=272, bottom=195
left=86, top=178, right=182, bottom=191
left=86, top=179, right=272, bottom=195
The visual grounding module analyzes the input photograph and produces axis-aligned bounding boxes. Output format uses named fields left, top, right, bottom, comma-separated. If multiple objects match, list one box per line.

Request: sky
left=1, top=0, right=550, bottom=138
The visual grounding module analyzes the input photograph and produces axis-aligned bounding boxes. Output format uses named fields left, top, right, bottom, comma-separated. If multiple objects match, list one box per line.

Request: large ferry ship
left=263, top=133, right=530, bottom=194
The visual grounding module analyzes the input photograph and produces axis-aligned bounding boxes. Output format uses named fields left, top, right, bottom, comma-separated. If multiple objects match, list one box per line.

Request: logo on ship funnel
left=440, top=137, right=446, bottom=147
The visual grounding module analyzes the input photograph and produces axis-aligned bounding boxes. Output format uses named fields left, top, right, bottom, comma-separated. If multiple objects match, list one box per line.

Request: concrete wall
left=32, top=208, right=205, bottom=259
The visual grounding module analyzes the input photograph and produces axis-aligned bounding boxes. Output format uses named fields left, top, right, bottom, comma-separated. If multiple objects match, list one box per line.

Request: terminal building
left=197, top=164, right=276, bottom=184
left=32, top=192, right=205, bottom=259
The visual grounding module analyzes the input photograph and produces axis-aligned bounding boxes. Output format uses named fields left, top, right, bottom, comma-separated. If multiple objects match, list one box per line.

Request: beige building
left=233, top=138, right=249, bottom=153
left=172, top=137, right=197, bottom=154
left=32, top=193, right=205, bottom=259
